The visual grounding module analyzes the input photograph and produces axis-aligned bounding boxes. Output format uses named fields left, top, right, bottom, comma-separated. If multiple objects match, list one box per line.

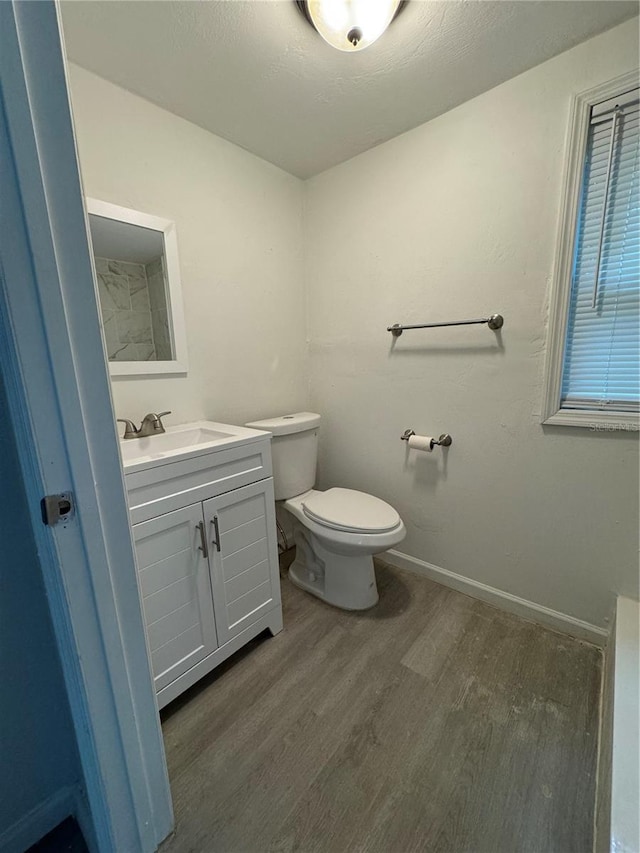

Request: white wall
left=68, top=65, right=308, bottom=427
left=304, top=18, right=639, bottom=629
left=69, top=21, right=638, bottom=630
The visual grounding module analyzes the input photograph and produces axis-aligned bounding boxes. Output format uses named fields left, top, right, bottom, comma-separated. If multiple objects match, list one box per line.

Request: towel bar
left=388, top=314, right=503, bottom=336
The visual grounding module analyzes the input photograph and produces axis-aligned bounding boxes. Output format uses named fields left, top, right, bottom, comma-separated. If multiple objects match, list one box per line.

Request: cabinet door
left=133, top=503, right=218, bottom=692
left=203, top=479, right=281, bottom=645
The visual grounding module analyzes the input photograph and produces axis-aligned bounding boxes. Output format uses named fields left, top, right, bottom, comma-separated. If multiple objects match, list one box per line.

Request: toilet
left=245, top=412, right=406, bottom=610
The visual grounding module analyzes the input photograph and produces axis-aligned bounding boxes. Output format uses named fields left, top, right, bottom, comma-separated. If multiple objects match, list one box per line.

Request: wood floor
left=160, top=559, right=601, bottom=853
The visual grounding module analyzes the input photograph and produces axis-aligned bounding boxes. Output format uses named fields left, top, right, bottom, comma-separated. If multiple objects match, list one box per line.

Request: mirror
left=87, top=198, right=188, bottom=376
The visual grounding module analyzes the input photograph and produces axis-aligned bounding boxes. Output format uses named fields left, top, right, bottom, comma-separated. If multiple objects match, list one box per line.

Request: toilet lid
left=302, top=488, right=400, bottom=533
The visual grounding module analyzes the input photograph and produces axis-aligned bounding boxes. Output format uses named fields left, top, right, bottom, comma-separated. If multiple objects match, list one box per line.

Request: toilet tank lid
left=245, top=412, right=321, bottom=436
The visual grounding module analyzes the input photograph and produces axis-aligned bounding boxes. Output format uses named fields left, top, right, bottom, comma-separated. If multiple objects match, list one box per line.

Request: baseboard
left=384, top=549, right=607, bottom=647
left=0, top=785, right=77, bottom=853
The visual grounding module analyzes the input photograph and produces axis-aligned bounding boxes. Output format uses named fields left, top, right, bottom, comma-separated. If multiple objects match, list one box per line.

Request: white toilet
left=245, top=412, right=406, bottom=610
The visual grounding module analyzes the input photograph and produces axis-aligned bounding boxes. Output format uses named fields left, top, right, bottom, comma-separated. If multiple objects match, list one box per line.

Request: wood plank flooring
left=160, top=559, right=601, bottom=853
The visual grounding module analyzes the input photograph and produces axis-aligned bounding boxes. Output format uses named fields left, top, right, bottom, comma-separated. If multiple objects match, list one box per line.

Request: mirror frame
left=87, top=198, right=188, bottom=376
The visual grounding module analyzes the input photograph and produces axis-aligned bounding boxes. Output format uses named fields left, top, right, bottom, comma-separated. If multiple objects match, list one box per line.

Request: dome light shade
left=302, top=0, right=403, bottom=52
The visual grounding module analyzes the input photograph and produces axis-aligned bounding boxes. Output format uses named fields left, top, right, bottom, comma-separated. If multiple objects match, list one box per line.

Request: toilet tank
left=245, top=412, right=321, bottom=500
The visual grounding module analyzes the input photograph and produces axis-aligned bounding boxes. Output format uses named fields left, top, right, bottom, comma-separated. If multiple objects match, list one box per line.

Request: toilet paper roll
left=407, top=434, right=434, bottom=452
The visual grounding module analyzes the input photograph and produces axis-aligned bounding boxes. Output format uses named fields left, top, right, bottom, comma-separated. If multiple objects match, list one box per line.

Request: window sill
left=542, top=409, right=639, bottom=431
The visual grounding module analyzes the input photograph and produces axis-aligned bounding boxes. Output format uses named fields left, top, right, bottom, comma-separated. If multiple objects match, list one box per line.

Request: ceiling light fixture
left=297, top=0, right=406, bottom=52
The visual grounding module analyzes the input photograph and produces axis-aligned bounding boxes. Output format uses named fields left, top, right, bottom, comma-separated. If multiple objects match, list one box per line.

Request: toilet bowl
left=285, top=488, right=406, bottom=609
left=245, top=413, right=406, bottom=610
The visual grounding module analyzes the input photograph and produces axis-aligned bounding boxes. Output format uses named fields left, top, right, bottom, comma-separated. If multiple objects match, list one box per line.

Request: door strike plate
left=41, top=493, right=74, bottom=526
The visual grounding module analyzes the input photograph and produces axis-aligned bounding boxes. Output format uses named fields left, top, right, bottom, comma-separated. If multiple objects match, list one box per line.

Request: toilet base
left=289, top=525, right=379, bottom=611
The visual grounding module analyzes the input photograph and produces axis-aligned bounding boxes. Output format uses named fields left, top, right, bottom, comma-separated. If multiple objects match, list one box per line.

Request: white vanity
left=120, top=421, right=283, bottom=709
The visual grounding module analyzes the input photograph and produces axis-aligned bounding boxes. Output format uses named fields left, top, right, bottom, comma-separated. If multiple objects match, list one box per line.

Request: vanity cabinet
left=133, top=503, right=218, bottom=693
left=203, top=480, right=279, bottom=645
left=124, top=434, right=282, bottom=709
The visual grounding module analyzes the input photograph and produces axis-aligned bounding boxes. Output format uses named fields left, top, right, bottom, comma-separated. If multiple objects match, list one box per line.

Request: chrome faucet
left=117, top=411, right=171, bottom=439
left=139, top=412, right=172, bottom=437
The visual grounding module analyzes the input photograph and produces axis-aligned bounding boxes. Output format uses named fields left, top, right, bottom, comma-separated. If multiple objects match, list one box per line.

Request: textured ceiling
left=61, top=0, right=639, bottom=178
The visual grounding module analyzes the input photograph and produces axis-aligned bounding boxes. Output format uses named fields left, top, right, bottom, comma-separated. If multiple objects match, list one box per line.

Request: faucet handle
left=117, top=418, right=138, bottom=439
left=155, top=411, right=171, bottom=432
left=140, top=411, right=171, bottom=434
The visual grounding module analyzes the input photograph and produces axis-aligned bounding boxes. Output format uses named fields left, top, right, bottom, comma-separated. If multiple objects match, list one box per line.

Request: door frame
left=0, top=2, right=172, bottom=850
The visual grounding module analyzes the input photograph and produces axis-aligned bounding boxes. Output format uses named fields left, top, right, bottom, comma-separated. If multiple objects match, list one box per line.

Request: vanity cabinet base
left=156, top=604, right=283, bottom=710
left=125, top=433, right=283, bottom=709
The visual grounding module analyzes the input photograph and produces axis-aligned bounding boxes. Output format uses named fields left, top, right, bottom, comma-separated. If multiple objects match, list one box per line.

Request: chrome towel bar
left=388, top=313, right=504, bottom=336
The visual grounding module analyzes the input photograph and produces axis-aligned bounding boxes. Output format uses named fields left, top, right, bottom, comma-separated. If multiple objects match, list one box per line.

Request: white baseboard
left=384, top=549, right=607, bottom=647
left=0, top=785, right=78, bottom=853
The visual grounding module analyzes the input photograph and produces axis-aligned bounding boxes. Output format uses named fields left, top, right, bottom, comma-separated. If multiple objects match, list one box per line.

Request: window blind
left=561, top=88, right=640, bottom=412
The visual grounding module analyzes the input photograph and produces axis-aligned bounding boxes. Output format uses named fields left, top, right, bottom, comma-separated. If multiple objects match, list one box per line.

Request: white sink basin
left=119, top=420, right=268, bottom=473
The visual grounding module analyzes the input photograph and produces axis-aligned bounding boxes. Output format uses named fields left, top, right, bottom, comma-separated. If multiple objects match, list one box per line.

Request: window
left=543, top=74, right=639, bottom=429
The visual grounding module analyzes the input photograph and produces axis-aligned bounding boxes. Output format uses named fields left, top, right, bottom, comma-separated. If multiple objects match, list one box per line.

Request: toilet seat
left=302, top=488, right=401, bottom=534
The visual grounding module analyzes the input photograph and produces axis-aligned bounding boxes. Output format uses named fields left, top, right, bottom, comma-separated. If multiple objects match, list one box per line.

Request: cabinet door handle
left=211, top=516, right=221, bottom=552
left=196, top=521, right=209, bottom=559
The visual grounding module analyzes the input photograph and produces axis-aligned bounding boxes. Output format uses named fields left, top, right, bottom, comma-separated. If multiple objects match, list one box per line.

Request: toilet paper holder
left=401, top=429, right=453, bottom=448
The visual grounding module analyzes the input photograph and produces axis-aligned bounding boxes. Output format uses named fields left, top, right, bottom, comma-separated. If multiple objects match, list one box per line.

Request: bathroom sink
left=119, top=420, right=268, bottom=473
left=120, top=426, right=231, bottom=460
